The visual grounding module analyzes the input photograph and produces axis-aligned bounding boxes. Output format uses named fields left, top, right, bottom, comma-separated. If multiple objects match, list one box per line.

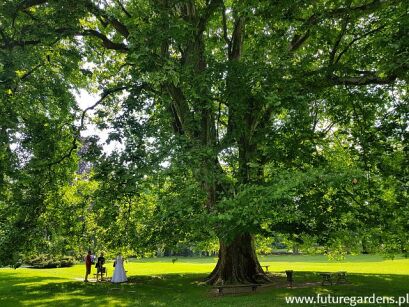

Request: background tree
left=0, top=0, right=86, bottom=264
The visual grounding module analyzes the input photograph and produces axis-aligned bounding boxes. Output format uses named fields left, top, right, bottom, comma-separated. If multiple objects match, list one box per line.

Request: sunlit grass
left=1, top=255, right=409, bottom=306
left=259, top=254, right=409, bottom=275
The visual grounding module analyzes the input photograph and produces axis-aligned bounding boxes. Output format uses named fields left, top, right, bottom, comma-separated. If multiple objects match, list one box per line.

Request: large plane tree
left=1, top=0, right=408, bottom=283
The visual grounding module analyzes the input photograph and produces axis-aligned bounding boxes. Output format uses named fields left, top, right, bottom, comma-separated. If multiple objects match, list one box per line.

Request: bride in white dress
left=111, top=254, right=127, bottom=283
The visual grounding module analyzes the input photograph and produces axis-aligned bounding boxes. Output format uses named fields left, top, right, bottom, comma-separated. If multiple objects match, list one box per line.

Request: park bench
left=336, top=271, right=347, bottom=284
left=213, top=283, right=261, bottom=295
left=320, top=271, right=347, bottom=285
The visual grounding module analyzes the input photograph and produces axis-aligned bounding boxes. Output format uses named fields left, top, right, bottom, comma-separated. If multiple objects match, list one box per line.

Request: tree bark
left=205, top=233, right=271, bottom=285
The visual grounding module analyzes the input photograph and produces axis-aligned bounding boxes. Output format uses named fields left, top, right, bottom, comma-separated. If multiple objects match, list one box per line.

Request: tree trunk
left=205, top=233, right=271, bottom=285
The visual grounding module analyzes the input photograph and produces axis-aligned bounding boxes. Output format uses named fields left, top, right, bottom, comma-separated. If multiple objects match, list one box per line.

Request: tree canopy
left=0, top=0, right=408, bottom=282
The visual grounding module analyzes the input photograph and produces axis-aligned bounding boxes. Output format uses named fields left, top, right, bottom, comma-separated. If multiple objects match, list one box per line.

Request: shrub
left=25, top=255, right=75, bottom=268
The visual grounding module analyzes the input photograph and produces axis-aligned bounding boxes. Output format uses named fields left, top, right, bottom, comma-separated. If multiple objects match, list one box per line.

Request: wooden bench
left=320, top=272, right=333, bottom=285
left=320, top=271, right=347, bottom=285
left=336, top=271, right=347, bottom=284
left=213, top=283, right=261, bottom=295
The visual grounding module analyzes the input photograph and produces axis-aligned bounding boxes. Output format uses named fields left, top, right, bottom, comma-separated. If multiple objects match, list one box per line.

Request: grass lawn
left=1, top=255, right=409, bottom=306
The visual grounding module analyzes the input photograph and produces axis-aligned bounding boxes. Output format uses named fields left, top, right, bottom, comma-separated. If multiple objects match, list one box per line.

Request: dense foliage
left=0, top=0, right=408, bottom=271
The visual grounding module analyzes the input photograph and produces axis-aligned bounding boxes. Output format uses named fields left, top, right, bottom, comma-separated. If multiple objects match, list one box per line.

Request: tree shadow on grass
left=264, top=271, right=409, bottom=307
left=0, top=274, right=68, bottom=307
left=0, top=272, right=212, bottom=307
left=1, top=271, right=409, bottom=307
left=266, top=270, right=409, bottom=290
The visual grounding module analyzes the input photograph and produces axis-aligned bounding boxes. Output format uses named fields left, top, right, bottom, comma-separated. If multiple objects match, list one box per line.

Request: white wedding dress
left=111, top=255, right=127, bottom=283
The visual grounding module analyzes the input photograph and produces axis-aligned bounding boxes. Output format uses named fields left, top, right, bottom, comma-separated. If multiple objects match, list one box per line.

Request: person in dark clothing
left=95, top=253, right=106, bottom=281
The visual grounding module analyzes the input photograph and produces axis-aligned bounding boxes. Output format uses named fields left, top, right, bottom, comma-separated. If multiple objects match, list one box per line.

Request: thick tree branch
left=115, top=0, right=132, bottom=18
left=80, top=29, right=128, bottom=52
left=85, top=1, right=130, bottom=38
left=168, top=103, right=185, bottom=135
left=0, top=39, right=40, bottom=49
left=289, top=0, right=392, bottom=53
left=229, top=16, right=245, bottom=60
left=288, top=30, right=310, bottom=52
left=297, top=0, right=392, bottom=24
left=305, top=65, right=402, bottom=88
left=15, top=0, right=131, bottom=42
left=16, top=0, right=47, bottom=10
left=198, top=0, right=223, bottom=34
left=166, top=83, right=197, bottom=138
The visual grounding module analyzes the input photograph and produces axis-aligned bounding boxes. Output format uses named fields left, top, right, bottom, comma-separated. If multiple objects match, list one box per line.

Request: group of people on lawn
left=84, top=251, right=128, bottom=283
